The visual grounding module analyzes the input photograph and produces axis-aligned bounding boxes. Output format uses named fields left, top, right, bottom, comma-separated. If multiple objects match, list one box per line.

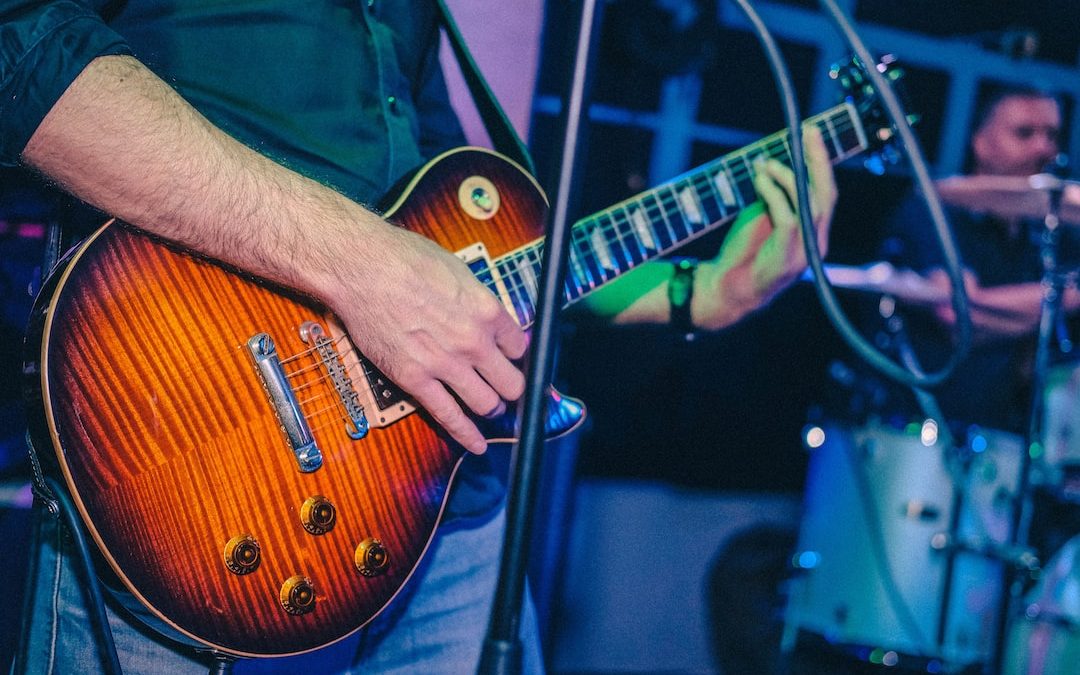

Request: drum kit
left=784, top=174, right=1080, bottom=674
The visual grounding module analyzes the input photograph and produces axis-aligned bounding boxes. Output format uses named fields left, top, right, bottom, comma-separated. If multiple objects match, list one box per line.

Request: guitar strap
left=434, top=0, right=537, bottom=177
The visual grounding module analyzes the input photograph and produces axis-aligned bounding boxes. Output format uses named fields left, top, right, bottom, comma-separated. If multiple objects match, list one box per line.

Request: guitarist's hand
left=693, top=126, right=836, bottom=330
left=327, top=225, right=528, bottom=455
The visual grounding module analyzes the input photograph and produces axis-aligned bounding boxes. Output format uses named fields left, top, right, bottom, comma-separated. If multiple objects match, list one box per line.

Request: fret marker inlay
left=514, top=256, right=538, bottom=303
left=589, top=225, right=616, bottom=271
left=713, top=171, right=737, bottom=207
left=630, top=208, right=657, bottom=251
left=677, top=187, right=704, bottom=225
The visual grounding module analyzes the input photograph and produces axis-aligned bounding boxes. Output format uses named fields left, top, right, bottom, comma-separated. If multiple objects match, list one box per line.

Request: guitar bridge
left=299, top=321, right=369, bottom=439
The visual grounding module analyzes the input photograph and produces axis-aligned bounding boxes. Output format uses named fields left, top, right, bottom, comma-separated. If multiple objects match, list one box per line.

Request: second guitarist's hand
left=23, top=55, right=526, bottom=456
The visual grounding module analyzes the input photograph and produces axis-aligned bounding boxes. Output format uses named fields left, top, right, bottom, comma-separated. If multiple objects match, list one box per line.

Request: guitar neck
left=492, top=101, right=869, bottom=327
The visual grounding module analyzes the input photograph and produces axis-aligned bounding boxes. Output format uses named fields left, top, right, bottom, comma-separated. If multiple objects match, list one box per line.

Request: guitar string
left=485, top=115, right=860, bottom=321
left=271, top=113, right=863, bottom=428
left=279, top=333, right=351, bottom=366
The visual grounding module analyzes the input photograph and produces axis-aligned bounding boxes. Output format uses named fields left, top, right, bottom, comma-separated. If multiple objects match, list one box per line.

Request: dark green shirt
left=0, top=0, right=465, bottom=204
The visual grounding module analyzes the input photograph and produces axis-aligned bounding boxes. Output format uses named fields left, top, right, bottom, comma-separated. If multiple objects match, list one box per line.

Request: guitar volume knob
left=300, top=495, right=337, bottom=535
left=223, top=534, right=261, bottom=575
left=355, top=537, right=389, bottom=577
left=279, top=575, right=317, bottom=615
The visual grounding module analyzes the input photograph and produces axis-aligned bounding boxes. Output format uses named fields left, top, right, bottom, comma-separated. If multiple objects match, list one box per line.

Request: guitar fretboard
left=491, top=101, right=868, bottom=327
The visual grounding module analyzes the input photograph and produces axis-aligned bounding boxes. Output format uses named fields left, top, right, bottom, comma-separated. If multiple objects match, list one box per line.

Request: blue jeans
left=16, top=498, right=543, bottom=674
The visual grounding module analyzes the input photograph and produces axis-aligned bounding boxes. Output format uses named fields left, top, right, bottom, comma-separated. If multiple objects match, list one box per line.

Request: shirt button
left=387, top=95, right=399, bottom=113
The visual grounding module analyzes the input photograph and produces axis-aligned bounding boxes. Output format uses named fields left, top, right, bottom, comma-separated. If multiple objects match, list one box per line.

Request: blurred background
left=4, top=0, right=1080, bottom=672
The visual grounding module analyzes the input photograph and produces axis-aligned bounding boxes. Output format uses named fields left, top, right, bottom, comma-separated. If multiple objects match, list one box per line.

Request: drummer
left=880, top=86, right=1080, bottom=435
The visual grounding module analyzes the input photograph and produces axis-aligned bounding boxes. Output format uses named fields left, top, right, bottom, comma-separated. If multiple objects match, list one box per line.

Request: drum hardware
left=803, top=260, right=951, bottom=307
left=1002, top=535, right=1080, bottom=675
left=934, top=174, right=1080, bottom=228
left=987, top=172, right=1075, bottom=675
left=929, top=532, right=1040, bottom=573
left=889, top=311, right=975, bottom=661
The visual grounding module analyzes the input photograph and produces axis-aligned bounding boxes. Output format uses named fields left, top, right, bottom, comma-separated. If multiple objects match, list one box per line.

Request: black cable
left=842, top=429, right=935, bottom=654
left=728, top=0, right=972, bottom=390
left=814, top=0, right=972, bottom=389
left=724, top=0, right=978, bottom=662
left=43, top=475, right=123, bottom=675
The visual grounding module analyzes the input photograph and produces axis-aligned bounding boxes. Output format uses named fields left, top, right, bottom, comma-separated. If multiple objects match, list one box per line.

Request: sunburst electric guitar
left=24, top=62, right=897, bottom=657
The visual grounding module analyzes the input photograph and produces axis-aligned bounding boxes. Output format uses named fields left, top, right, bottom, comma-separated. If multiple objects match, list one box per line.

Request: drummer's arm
left=929, top=271, right=1080, bottom=341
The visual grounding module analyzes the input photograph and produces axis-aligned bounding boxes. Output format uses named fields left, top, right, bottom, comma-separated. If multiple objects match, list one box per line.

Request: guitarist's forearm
left=22, top=55, right=387, bottom=304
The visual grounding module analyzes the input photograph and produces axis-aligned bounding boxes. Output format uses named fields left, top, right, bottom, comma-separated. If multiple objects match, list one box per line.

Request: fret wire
left=598, top=211, right=635, bottom=273
left=578, top=220, right=611, bottom=285
left=512, top=250, right=539, bottom=319
left=570, top=227, right=601, bottom=290
left=622, top=204, right=653, bottom=260
left=493, top=260, right=525, bottom=325
left=587, top=217, right=619, bottom=280
left=484, top=105, right=866, bottom=310
left=498, top=258, right=531, bottom=325
left=628, top=196, right=668, bottom=254
left=612, top=204, right=651, bottom=263
left=566, top=244, right=591, bottom=295
left=617, top=208, right=647, bottom=266
left=649, top=190, right=679, bottom=245
left=565, top=223, right=609, bottom=291
left=822, top=113, right=844, bottom=158
left=691, top=169, right=727, bottom=225
left=668, top=183, right=695, bottom=240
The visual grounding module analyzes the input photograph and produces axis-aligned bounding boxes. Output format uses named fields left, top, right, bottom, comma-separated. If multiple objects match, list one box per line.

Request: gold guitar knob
left=279, top=575, right=317, bottom=615
left=300, top=495, right=337, bottom=535
left=223, top=534, right=261, bottom=575
left=354, top=538, right=389, bottom=577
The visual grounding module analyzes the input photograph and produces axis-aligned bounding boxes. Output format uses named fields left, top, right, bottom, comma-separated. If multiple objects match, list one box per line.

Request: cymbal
left=809, top=262, right=950, bottom=305
left=935, top=173, right=1080, bottom=226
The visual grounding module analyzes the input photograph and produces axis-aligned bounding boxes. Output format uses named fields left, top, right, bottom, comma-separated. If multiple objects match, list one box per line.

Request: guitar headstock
left=830, top=54, right=917, bottom=174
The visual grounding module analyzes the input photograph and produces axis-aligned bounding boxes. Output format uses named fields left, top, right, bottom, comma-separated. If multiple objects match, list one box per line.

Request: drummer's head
left=971, top=87, right=1061, bottom=177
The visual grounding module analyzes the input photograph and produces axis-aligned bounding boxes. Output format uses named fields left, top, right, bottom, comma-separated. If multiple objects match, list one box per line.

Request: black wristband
left=668, top=257, right=697, bottom=339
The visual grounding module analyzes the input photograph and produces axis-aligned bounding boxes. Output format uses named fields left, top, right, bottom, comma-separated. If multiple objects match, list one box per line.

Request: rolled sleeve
left=0, top=2, right=131, bottom=166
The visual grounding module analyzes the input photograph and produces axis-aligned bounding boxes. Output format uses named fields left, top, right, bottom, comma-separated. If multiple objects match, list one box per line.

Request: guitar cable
left=41, top=474, right=124, bottom=675
left=726, top=0, right=977, bottom=667
left=727, top=0, right=972, bottom=390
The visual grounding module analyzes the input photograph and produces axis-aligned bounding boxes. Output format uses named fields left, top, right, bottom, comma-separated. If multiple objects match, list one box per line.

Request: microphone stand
left=988, top=173, right=1069, bottom=675
left=477, top=0, right=603, bottom=672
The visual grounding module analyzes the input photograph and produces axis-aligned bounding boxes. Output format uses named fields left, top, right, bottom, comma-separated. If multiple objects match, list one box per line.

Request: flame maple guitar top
left=24, top=147, right=551, bottom=657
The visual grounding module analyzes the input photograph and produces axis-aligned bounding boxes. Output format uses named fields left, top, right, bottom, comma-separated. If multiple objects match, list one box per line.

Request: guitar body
left=23, top=147, right=573, bottom=657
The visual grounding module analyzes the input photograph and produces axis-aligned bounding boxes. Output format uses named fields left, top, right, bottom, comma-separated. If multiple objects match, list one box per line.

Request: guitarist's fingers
left=475, top=350, right=526, bottom=403
left=804, top=127, right=837, bottom=253
left=493, top=310, right=529, bottom=360
left=442, top=360, right=506, bottom=419
left=759, top=160, right=799, bottom=222
left=411, top=378, right=489, bottom=455
left=753, top=166, right=794, bottom=228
